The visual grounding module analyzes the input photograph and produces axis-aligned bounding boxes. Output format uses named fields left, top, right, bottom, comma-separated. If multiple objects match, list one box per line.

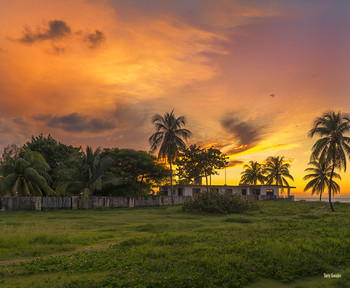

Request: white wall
left=166, top=185, right=283, bottom=197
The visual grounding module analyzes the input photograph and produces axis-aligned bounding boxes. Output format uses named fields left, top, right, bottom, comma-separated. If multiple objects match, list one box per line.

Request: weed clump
left=182, top=191, right=259, bottom=214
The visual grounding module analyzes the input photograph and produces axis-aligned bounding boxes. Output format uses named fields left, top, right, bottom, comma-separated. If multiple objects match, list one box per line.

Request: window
left=242, top=189, right=247, bottom=195
left=253, top=189, right=260, bottom=196
left=266, top=189, right=274, bottom=196
left=178, top=188, right=183, bottom=196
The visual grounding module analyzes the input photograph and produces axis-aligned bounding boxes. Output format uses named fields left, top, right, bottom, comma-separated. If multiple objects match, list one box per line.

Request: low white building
left=160, top=184, right=295, bottom=200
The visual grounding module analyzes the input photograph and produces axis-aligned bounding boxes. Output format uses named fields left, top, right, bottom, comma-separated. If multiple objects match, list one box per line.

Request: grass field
left=1, top=201, right=350, bottom=287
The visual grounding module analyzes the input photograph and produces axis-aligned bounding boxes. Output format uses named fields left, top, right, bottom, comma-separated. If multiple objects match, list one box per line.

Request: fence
left=0, top=196, right=190, bottom=211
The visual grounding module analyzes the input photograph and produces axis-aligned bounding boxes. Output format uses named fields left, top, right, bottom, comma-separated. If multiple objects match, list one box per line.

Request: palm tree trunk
left=329, top=147, right=336, bottom=212
left=205, top=174, right=209, bottom=192
left=170, top=160, right=174, bottom=206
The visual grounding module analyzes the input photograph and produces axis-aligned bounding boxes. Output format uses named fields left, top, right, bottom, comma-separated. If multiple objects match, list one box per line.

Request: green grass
left=1, top=202, right=350, bottom=287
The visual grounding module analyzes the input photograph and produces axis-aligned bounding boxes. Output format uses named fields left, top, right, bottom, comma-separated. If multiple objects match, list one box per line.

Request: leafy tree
left=101, top=148, right=169, bottom=197
left=175, top=145, right=206, bottom=184
left=264, top=156, right=294, bottom=189
left=55, top=146, right=120, bottom=197
left=175, top=145, right=228, bottom=190
left=202, top=147, right=228, bottom=189
left=23, top=134, right=81, bottom=176
left=149, top=110, right=191, bottom=199
left=240, top=161, right=266, bottom=185
left=309, top=111, right=350, bottom=211
left=0, top=149, right=55, bottom=196
left=303, top=160, right=341, bottom=201
left=0, top=144, right=20, bottom=165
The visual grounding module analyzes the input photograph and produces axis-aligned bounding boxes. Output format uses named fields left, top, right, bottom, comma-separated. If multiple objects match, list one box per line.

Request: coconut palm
left=304, top=160, right=341, bottom=201
left=309, top=111, right=350, bottom=211
left=240, top=161, right=266, bottom=185
left=149, top=110, right=191, bottom=199
left=0, top=149, right=55, bottom=196
left=55, top=146, right=121, bottom=197
left=264, top=156, right=294, bottom=190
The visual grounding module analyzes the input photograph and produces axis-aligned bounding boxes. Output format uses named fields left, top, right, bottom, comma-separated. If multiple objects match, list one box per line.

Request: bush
left=182, top=191, right=259, bottom=214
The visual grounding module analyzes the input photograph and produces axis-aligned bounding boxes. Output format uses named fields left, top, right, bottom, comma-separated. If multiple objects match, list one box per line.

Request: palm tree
left=149, top=110, right=191, bottom=200
left=0, top=149, right=55, bottom=196
left=240, top=161, right=266, bottom=185
left=309, top=111, right=350, bottom=211
left=264, top=156, right=294, bottom=195
left=303, top=160, right=341, bottom=201
left=55, top=146, right=121, bottom=197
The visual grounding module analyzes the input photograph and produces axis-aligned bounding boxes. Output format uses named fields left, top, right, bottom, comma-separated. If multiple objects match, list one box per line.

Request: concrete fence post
left=128, top=198, right=134, bottom=208
left=35, top=197, right=41, bottom=211
left=71, top=196, right=78, bottom=209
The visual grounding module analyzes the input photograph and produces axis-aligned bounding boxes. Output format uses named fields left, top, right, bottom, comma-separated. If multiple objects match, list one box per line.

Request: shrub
left=182, top=191, right=259, bottom=214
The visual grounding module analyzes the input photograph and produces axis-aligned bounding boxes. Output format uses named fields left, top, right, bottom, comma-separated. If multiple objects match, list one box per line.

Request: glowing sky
left=1, top=0, right=350, bottom=196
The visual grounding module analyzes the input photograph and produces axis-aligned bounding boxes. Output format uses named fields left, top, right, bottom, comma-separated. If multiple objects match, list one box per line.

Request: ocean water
left=295, top=197, right=350, bottom=203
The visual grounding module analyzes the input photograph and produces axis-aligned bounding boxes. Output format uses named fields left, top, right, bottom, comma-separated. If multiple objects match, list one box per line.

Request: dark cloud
left=18, top=20, right=71, bottom=43
left=85, top=30, right=105, bottom=48
left=227, top=160, right=244, bottom=168
left=33, top=113, right=116, bottom=133
left=46, top=44, right=66, bottom=55
left=220, top=112, right=265, bottom=154
left=31, top=100, right=153, bottom=149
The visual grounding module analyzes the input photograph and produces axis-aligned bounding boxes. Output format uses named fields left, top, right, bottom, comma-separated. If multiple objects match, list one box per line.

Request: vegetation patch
left=182, top=190, right=259, bottom=214
left=223, top=215, right=253, bottom=223
left=1, top=203, right=350, bottom=287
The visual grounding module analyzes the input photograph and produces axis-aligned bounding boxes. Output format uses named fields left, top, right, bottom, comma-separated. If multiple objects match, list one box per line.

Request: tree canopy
left=149, top=110, right=191, bottom=198
left=175, top=145, right=228, bottom=188
left=240, top=161, right=266, bottom=185
left=101, top=148, right=169, bottom=197
left=0, top=149, right=55, bottom=196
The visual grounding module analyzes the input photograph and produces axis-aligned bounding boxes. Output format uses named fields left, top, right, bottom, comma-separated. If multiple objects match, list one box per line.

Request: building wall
left=166, top=185, right=286, bottom=198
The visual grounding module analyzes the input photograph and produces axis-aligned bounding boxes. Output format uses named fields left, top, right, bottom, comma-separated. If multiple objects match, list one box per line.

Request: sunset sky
left=1, top=0, right=350, bottom=197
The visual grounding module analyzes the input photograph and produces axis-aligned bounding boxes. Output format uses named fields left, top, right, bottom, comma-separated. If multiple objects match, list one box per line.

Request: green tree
left=264, top=156, right=294, bottom=189
left=149, top=110, right=191, bottom=200
left=240, top=161, right=266, bottom=185
left=101, top=148, right=169, bottom=197
left=309, top=111, right=350, bottom=211
left=0, top=149, right=55, bottom=196
left=55, top=146, right=120, bottom=197
left=23, top=134, right=81, bottom=179
left=175, top=145, right=228, bottom=191
left=175, top=144, right=206, bottom=184
left=303, top=160, right=341, bottom=201
left=203, top=147, right=228, bottom=190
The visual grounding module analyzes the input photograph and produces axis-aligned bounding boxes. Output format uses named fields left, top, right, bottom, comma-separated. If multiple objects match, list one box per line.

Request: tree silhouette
left=149, top=110, right=191, bottom=200
left=309, top=111, right=350, bottom=211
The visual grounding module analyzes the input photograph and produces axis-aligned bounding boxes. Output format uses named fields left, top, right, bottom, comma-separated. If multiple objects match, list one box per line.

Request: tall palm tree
left=303, top=160, right=341, bottom=201
left=0, top=149, right=54, bottom=196
left=149, top=110, right=191, bottom=199
left=55, top=146, right=121, bottom=197
left=240, top=161, right=266, bottom=185
left=264, top=156, right=294, bottom=193
left=309, top=111, right=350, bottom=211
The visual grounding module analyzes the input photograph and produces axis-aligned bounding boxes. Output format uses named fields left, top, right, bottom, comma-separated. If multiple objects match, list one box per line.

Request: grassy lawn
left=1, top=201, right=350, bottom=287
